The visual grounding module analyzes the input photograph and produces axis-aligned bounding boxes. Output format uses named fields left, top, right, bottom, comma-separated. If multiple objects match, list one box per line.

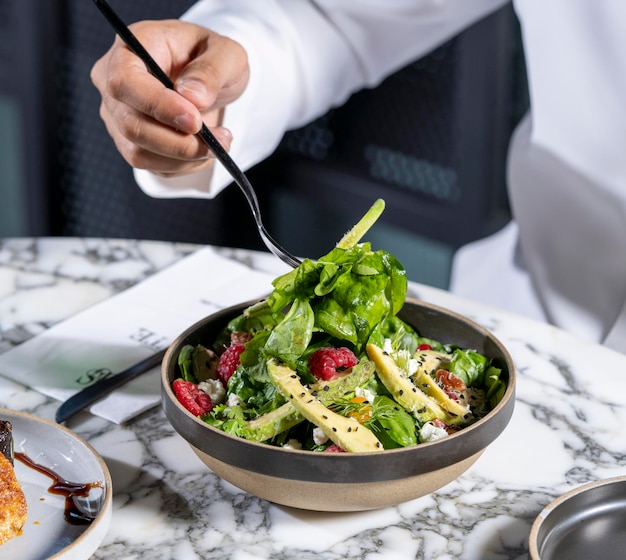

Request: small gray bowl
left=161, top=298, right=516, bottom=512
left=529, top=476, right=626, bottom=560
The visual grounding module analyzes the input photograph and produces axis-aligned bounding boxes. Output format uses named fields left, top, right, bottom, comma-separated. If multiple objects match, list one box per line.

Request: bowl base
left=190, top=444, right=484, bottom=512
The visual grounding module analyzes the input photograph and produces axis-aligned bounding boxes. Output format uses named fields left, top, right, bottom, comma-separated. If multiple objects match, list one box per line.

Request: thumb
left=175, top=73, right=213, bottom=112
left=174, top=33, right=249, bottom=112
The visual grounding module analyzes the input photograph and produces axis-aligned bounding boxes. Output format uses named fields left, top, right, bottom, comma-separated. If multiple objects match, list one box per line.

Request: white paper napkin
left=0, top=248, right=277, bottom=423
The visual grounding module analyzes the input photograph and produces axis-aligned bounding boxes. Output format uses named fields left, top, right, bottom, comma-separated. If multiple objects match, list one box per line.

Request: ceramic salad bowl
left=161, top=297, right=516, bottom=512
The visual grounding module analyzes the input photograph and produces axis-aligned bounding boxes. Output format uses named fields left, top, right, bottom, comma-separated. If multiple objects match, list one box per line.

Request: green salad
left=172, top=200, right=506, bottom=453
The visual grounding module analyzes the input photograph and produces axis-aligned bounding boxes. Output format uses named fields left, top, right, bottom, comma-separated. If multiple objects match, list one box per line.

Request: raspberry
left=173, top=379, right=213, bottom=416
left=217, top=342, right=246, bottom=385
left=308, top=347, right=359, bottom=381
left=324, top=444, right=345, bottom=453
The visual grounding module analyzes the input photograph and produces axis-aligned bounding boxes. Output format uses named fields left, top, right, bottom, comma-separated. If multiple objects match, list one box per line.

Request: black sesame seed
left=399, top=389, right=404, bottom=395
left=332, top=427, right=337, bottom=432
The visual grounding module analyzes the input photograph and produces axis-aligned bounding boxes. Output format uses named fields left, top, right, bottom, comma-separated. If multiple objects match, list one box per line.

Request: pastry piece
left=0, top=420, right=12, bottom=464
left=0, top=421, right=27, bottom=545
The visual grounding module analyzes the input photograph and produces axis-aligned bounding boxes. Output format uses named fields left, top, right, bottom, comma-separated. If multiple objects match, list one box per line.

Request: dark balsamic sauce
left=15, top=452, right=103, bottom=525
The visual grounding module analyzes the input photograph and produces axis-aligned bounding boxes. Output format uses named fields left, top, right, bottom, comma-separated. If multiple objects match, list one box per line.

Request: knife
left=55, top=349, right=167, bottom=424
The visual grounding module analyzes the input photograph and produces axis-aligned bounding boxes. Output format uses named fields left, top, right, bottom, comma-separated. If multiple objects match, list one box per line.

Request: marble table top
left=1, top=237, right=625, bottom=560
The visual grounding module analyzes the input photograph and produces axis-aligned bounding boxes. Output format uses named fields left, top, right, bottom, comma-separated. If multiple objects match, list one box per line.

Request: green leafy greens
left=174, top=198, right=507, bottom=452
left=235, top=199, right=407, bottom=373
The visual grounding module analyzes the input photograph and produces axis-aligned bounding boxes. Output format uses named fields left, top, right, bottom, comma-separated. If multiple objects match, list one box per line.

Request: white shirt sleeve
left=134, top=0, right=508, bottom=199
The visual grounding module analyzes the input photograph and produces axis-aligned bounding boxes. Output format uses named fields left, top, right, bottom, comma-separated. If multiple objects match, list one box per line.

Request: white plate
left=0, top=408, right=112, bottom=560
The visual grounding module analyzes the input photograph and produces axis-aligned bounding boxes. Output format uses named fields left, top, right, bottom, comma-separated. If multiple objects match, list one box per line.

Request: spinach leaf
left=260, top=240, right=406, bottom=365
left=369, top=395, right=417, bottom=449
left=369, top=316, right=420, bottom=353
left=485, top=366, right=506, bottom=406
left=229, top=300, right=278, bottom=333
left=265, top=297, right=315, bottom=368
left=177, top=345, right=196, bottom=383
left=449, top=349, right=489, bottom=387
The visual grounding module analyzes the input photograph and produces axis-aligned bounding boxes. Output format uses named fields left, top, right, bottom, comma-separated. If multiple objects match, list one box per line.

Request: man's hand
left=91, top=19, right=249, bottom=177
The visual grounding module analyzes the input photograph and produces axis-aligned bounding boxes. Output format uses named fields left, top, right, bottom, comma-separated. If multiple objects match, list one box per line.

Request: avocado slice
left=366, top=343, right=457, bottom=424
left=243, top=359, right=376, bottom=443
left=311, top=359, right=376, bottom=404
left=267, top=359, right=382, bottom=453
left=243, top=402, right=304, bottom=442
left=412, top=369, right=470, bottom=418
left=412, top=349, right=450, bottom=376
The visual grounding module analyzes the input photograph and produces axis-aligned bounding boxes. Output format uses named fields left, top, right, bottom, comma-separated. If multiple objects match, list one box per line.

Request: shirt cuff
left=133, top=167, right=220, bottom=199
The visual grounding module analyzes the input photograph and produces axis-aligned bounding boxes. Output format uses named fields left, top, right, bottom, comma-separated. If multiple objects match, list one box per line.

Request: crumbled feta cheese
left=355, top=386, right=376, bottom=404
left=420, top=422, right=449, bottom=443
left=383, top=338, right=393, bottom=354
left=408, top=358, right=419, bottom=376
left=198, top=379, right=226, bottom=405
left=400, top=349, right=412, bottom=374
left=227, top=393, right=242, bottom=407
left=392, top=348, right=414, bottom=377
left=312, top=427, right=329, bottom=445
left=282, top=439, right=302, bottom=450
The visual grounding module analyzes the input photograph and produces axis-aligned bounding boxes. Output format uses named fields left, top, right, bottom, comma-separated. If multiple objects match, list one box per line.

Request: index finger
left=98, top=32, right=203, bottom=131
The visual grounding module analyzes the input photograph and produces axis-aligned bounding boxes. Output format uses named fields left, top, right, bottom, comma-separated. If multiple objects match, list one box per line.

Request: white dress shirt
left=134, top=0, right=626, bottom=353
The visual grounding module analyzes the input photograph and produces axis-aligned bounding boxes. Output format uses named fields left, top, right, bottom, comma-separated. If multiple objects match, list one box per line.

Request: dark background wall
left=0, top=0, right=527, bottom=288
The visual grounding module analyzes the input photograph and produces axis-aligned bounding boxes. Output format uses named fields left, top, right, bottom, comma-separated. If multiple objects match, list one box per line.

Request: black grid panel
left=268, top=5, right=528, bottom=248
left=280, top=45, right=460, bottom=203
left=53, top=0, right=263, bottom=249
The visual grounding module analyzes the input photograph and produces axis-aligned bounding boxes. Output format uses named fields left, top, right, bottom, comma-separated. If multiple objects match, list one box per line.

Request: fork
left=92, top=0, right=302, bottom=269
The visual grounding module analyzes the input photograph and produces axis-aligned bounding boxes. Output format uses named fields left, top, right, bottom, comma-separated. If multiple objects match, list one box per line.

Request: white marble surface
left=1, top=237, right=626, bottom=560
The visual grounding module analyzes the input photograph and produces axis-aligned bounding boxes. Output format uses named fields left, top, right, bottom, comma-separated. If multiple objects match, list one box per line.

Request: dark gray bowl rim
left=162, top=297, right=516, bottom=484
